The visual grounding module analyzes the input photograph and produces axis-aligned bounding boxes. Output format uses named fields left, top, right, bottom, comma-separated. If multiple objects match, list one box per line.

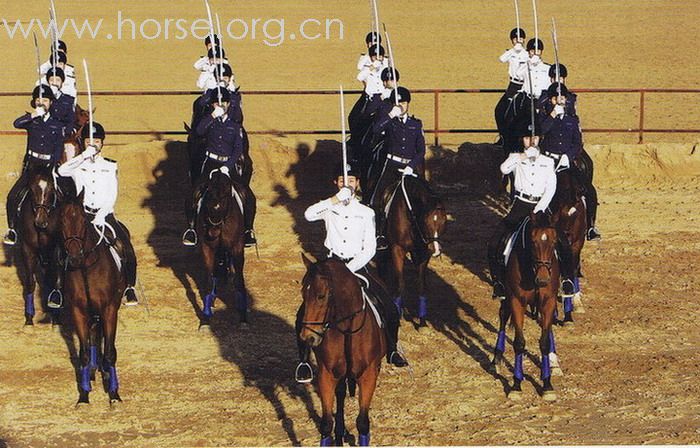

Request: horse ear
left=76, top=188, right=85, bottom=203
left=301, top=252, right=315, bottom=269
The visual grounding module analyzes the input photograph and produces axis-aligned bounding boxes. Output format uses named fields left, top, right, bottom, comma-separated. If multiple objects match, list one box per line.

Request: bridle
left=62, top=208, right=100, bottom=270
left=530, top=225, right=557, bottom=278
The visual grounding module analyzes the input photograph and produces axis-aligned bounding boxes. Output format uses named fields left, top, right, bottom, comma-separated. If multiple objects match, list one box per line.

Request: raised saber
left=514, top=0, right=521, bottom=40
left=216, top=13, right=225, bottom=89
left=526, top=61, right=536, bottom=139
left=340, top=86, right=348, bottom=185
left=372, top=0, right=380, bottom=59
left=33, top=33, right=43, bottom=101
left=551, top=17, right=562, bottom=99
left=48, top=8, right=57, bottom=69
left=383, top=23, right=399, bottom=106
left=204, top=0, right=222, bottom=104
left=82, top=59, right=94, bottom=147
left=50, top=0, right=59, bottom=60
left=532, top=0, right=539, bottom=51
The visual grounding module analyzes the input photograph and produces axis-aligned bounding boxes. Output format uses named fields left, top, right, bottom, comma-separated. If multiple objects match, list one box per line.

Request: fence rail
left=1, top=88, right=698, bottom=145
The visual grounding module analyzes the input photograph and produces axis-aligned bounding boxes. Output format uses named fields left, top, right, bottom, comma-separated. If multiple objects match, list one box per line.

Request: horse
left=299, top=255, right=386, bottom=447
left=196, top=168, right=249, bottom=325
left=380, top=175, right=447, bottom=327
left=490, top=212, right=561, bottom=401
left=58, top=190, right=124, bottom=404
left=15, top=163, right=62, bottom=325
left=549, top=168, right=588, bottom=322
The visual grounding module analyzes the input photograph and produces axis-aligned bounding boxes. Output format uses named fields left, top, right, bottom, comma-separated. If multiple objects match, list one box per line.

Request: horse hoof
left=198, top=323, right=212, bottom=334
left=551, top=366, right=564, bottom=377
left=488, top=362, right=500, bottom=375
left=562, top=320, right=575, bottom=327
left=508, top=390, right=522, bottom=401
left=109, top=394, right=122, bottom=406
left=542, top=390, right=557, bottom=401
left=75, top=398, right=90, bottom=407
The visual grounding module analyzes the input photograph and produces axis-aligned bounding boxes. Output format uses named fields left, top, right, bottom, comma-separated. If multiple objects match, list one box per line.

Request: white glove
left=533, top=203, right=547, bottom=214
left=553, top=104, right=565, bottom=117
left=525, top=146, right=539, bottom=159
left=389, top=105, right=403, bottom=119
left=92, top=211, right=107, bottom=228
left=530, top=55, right=541, bottom=65
left=50, top=85, right=60, bottom=96
left=83, top=145, right=99, bottom=159
left=401, top=165, right=414, bottom=176
left=371, top=60, right=382, bottom=70
left=513, top=43, right=524, bottom=52
left=35, top=106, right=46, bottom=117
left=558, top=154, right=570, bottom=170
left=212, top=106, right=225, bottom=118
left=335, top=186, right=353, bottom=205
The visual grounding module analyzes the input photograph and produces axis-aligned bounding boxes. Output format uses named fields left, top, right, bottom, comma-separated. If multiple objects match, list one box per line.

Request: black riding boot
left=556, top=229, right=576, bottom=296
left=294, top=305, right=313, bottom=383
left=108, top=215, right=138, bottom=305
left=4, top=175, right=28, bottom=245
left=241, top=186, right=257, bottom=247
left=487, top=226, right=509, bottom=299
left=183, top=185, right=205, bottom=246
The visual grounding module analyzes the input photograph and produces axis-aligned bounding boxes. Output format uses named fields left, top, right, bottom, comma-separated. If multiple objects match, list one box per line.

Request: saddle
left=503, top=217, right=530, bottom=266
left=353, top=272, right=384, bottom=329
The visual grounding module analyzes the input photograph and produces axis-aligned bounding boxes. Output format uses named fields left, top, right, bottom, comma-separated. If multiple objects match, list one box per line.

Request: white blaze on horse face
left=567, top=206, right=577, bottom=216
left=38, top=180, right=48, bottom=204
left=432, top=231, right=441, bottom=257
left=541, top=233, right=548, bottom=241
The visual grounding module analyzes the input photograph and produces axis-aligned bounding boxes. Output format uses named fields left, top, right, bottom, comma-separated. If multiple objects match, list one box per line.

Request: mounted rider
left=182, top=88, right=257, bottom=248
left=42, top=67, right=77, bottom=129
left=495, top=28, right=529, bottom=144
left=295, top=163, right=408, bottom=383
left=348, top=42, right=390, bottom=145
left=196, top=44, right=230, bottom=91
left=40, top=47, right=77, bottom=98
left=4, top=85, right=67, bottom=246
left=56, top=122, right=139, bottom=306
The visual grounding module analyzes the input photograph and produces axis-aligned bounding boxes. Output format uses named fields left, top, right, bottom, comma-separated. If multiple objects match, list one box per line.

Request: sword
left=551, top=17, right=562, bottom=99
left=216, top=13, right=226, bottom=89
left=50, top=0, right=59, bottom=62
left=204, top=0, right=221, bottom=104
left=340, top=85, right=348, bottom=186
left=48, top=8, right=57, bottom=69
left=33, top=32, right=43, bottom=102
left=372, top=0, right=380, bottom=60
left=526, top=61, right=536, bottom=139
left=532, top=0, right=539, bottom=52
left=514, top=0, right=521, bottom=40
left=82, top=59, right=94, bottom=147
left=382, top=23, right=399, bottom=106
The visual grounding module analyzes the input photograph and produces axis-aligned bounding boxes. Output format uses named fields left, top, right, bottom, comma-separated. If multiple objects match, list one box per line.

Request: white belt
left=516, top=192, right=542, bottom=204
left=206, top=152, right=230, bottom=162
left=509, top=77, right=524, bottom=84
left=28, top=151, right=51, bottom=161
left=387, top=154, right=411, bottom=164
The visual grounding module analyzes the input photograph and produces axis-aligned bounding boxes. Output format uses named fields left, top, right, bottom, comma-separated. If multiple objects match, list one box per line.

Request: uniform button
left=344, top=227, right=347, bottom=230
left=343, top=240, right=346, bottom=243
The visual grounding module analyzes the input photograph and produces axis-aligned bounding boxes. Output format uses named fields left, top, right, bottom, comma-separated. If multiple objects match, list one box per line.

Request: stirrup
left=47, top=289, right=63, bottom=309
left=3, top=229, right=17, bottom=246
left=376, top=235, right=388, bottom=251
left=492, top=282, right=506, bottom=301
left=586, top=227, right=601, bottom=241
left=295, top=362, right=313, bottom=384
left=561, top=279, right=575, bottom=298
left=388, top=350, right=408, bottom=367
left=182, top=228, right=198, bottom=247
left=123, top=287, right=139, bottom=306
left=244, top=230, right=257, bottom=248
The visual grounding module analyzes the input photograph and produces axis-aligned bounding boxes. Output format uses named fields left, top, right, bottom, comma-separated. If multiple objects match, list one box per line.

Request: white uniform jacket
left=501, top=152, right=557, bottom=212
left=58, top=152, right=118, bottom=225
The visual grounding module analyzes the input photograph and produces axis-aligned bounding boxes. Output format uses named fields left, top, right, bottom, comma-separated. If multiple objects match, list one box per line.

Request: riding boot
left=294, top=305, right=313, bottom=383
left=108, top=215, right=139, bottom=305
left=372, top=288, right=407, bottom=367
left=487, top=226, right=509, bottom=299
left=242, top=186, right=257, bottom=247
left=183, top=185, right=204, bottom=246
left=556, top=229, right=576, bottom=296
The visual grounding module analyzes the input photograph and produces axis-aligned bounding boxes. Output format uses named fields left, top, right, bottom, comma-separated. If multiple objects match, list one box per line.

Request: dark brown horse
left=197, top=168, right=248, bottom=325
left=58, top=190, right=124, bottom=404
left=381, top=175, right=447, bottom=327
left=299, top=255, right=385, bottom=447
left=490, top=212, right=561, bottom=401
left=16, top=163, right=61, bottom=325
left=550, top=169, right=587, bottom=322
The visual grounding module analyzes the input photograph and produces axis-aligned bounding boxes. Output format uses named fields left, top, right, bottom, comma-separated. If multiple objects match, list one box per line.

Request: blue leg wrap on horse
left=203, top=294, right=214, bottom=317
left=235, top=290, right=247, bottom=312
left=496, top=330, right=506, bottom=353
left=541, top=351, right=551, bottom=380
left=80, top=365, right=92, bottom=392
left=564, top=297, right=573, bottom=313
left=393, top=296, right=402, bottom=314
left=108, top=366, right=119, bottom=393
left=359, top=433, right=370, bottom=447
left=574, top=277, right=580, bottom=293
left=25, top=293, right=35, bottom=317
left=418, top=296, right=428, bottom=319
left=549, top=330, right=557, bottom=353
left=320, top=436, right=332, bottom=446
left=514, top=353, right=524, bottom=381
left=89, top=346, right=98, bottom=370
left=211, top=277, right=217, bottom=295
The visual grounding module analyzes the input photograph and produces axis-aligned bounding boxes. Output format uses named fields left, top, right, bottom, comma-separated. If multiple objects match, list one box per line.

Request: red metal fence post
left=434, top=91, right=440, bottom=147
left=638, top=90, right=645, bottom=144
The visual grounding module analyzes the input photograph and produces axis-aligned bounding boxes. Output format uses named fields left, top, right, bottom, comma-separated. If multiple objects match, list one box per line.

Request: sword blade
left=82, top=59, right=94, bottom=146
left=340, top=86, right=348, bottom=185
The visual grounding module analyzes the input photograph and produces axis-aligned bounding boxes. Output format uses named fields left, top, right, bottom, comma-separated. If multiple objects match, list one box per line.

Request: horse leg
left=318, top=366, right=338, bottom=446
left=416, top=260, right=428, bottom=327
left=334, top=379, right=348, bottom=446
left=509, top=299, right=526, bottom=398
left=231, top=247, right=248, bottom=324
left=201, top=245, right=216, bottom=322
left=548, top=329, right=563, bottom=376
left=20, top=244, right=37, bottom=326
left=490, top=299, right=511, bottom=374
left=356, top=362, right=380, bottom=446
left=45, top=248, right=62, bottom=326
left=71, top=303, right=91, bottom=404
left=88, top=316, right=101, bottom=381
left=539, top=296, right=557, bottom=401
left=101, top=303, right=121, bottom=403
left=390, top=245, right=406, bottom=319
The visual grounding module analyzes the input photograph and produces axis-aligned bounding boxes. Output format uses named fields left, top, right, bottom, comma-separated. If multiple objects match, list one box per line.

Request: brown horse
left=490, top=212, right=561, bottom=401
left=197, top=168, right=248, bottom=325
left=381, top=175, right=447, bottom=327
left=299, top=255, right=385, bottom=447
left=58, top=190, right=124, bottom=404
left=550, top=169, right=587, bottom=322
left=16, top=163, right=61, bottom=325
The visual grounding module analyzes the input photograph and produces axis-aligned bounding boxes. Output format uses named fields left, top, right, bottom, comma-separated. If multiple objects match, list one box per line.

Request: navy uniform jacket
left=13, top=113, right=67, bottom=163
left=196, top=110, right=244, bottom=164
left=50, top=93, right=76, bottom=129
left=541, top=113, right=583, bottom=161
left=539, top=91, right=578, bottom=117
left=373, top=112, right=426, bottom=169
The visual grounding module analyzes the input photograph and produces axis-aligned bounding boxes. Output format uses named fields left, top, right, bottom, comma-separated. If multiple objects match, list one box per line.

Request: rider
left=538, top=63, right=578, bottom=117
left=487, top=122, right=576, bottom=300
left=368, top=87, right=426, bottom=250
left=57, top=122, right=139, bottom=306
left=495, top=28, right=528, bottom=144
left=4, top=85, right=67, bottom=246
left=294, top=163, right=408, bottom=383
left=197, top=46, right=230, bottom=91
left=515, top=38, right=551, bottom=100
left=540, top=83, right=601, bottom=240
left=40, top=50, right=77, bottom=98
left=182, top=88, right=257, bottom=248
left=43, top=67, right=77, bottom=129
left=349, top=44, right=390, bottom=139
left=193, top=34, right=221, bottom=88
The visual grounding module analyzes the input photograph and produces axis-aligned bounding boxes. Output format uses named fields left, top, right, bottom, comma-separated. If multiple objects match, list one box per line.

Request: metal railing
left=1, top=88, right=698, bottom=145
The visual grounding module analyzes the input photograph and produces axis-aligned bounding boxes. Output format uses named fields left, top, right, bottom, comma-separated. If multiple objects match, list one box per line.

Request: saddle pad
left=231, top=186, right=244, bottom=216
left=353, top=272, right=383, bottom=328
left=383, top=183, right=401, bottom=217
left=108, top=245, right=122, bottom=272
left=503, top=218, right=530, bottom=266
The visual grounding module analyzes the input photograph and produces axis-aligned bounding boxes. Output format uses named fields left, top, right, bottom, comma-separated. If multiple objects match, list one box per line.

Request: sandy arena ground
left=1, top=1, right=699, bottom=446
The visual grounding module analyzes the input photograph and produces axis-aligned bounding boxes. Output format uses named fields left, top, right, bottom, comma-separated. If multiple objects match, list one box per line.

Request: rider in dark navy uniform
left=44, top=67, right=76, bottom=129
left=368, top=87, right=426, bottom=249
left=4, top=85, right=67, bottom=245
left=538, top=63, right=578, bottom=117
left=182, top=88, right=257, bottom=248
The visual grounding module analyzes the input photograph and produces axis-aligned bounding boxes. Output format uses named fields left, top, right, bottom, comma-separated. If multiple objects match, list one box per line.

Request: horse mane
left=402, top=176, right=443, bottom=214
left=551, top=170, right=581, bottom=210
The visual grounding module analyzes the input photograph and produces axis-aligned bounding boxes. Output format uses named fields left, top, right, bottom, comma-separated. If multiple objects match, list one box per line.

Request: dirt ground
left=1, top=1, right=700, bottom=447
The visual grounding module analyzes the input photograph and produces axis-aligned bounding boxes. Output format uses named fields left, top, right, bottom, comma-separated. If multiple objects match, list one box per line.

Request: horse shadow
left=207, top=291, right=320, bottom=446
left=141, top=141, right=209, bottom=321
left=269, top=140, right=341, bottom=257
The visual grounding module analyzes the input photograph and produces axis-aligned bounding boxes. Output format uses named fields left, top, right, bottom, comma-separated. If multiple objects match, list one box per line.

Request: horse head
left=59, top=189, right=89, bottom=268
left=407, top=177, right=447, bottom=257
left=550, top=169, right=586, bottom=238
left=26, top=164, right=58, bottom=230
left=203, top=169, right=233, bottom=227
left=299, top=254, right=335, bottom=348
left=528, top=211, right=559, bottom=288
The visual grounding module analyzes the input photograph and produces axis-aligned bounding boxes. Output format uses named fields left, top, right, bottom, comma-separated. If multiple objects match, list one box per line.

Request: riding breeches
left=487, top=198, right=535, bottom=284
left=105, top=214, right=137, bottom=287
left=369, top=159, right=406, bottom=234
left=6, top=173, right=29, bottom=229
